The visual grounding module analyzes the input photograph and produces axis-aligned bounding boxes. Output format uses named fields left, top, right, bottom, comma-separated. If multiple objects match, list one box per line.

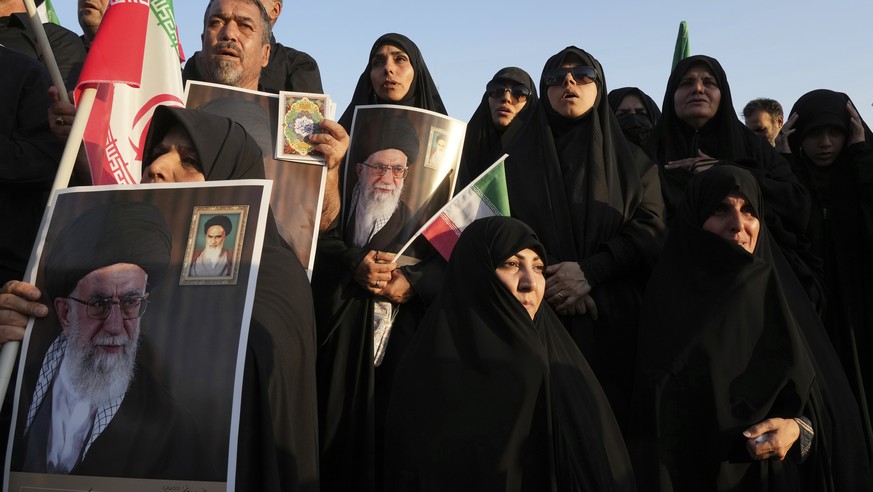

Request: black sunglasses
left=542, top=66, right=598, bottom=86
left=485, top=83, right=532, bottom=100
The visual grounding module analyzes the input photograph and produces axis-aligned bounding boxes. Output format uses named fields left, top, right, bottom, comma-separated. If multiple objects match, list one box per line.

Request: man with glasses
left=349, top=116, right=420, bottom=251
left=13, top=202, right=206, bottom=479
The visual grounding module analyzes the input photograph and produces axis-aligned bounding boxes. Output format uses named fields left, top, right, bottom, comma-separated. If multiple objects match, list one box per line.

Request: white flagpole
left=23, top=0, right=69, bottom=103
left=0, top=1, right=98, bottom=406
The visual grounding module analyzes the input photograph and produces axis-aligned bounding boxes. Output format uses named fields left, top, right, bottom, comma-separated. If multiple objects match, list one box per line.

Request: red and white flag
left=75, top=0, right=185, bottom=185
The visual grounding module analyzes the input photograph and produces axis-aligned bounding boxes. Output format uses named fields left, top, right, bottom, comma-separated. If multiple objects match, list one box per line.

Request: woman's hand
left=743, top=418, right=800, bottom=461
left=775, top=113, right=798, bottom=153
left=664, top=150, right=716, bottom=174
left=0, top=281, right=48, bottom=344
left=847, top=101, right=866, bottom=145
left=544, top=262, right=592, bottom=315
left=353, top=250, right=397, bottom=295
left=380, top=269, right=414, bottom=304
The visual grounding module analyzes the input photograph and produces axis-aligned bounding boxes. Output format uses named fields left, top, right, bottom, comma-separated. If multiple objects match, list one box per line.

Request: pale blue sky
left=53, top=1, right=872, bottom=124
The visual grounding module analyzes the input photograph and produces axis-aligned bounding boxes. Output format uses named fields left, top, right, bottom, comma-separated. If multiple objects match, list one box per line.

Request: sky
left=53, top=0, right=872, bottom=125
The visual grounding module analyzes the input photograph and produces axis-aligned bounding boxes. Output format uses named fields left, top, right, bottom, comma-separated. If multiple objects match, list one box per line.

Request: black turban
left=364, top=115, right=420, bottom=165
left=204, top=215, right=232, bottom=235
left=44, top=201, right=172, bottom=300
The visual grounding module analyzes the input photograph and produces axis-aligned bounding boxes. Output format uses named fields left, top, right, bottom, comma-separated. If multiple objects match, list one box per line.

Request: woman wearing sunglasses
left=500, top=46, right=666, bottom=432
left=458, top=67, right=538, bottom=188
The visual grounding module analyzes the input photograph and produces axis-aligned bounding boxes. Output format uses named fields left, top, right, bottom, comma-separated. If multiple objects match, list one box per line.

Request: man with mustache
left=348, top=116, right=419, bottom=252
left=12, top=202, right=207, bottom=479
left=77, top=0, right=108, bottom=52
left=184, top=0, right=321, bottom=93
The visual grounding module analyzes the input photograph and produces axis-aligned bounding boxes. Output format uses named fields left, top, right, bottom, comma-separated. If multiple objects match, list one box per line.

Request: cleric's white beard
left=353, top=182, right=402, bottom=247
left=62, top=309, right=139, bottom=405
left=202, top=244, right=224, bottom=265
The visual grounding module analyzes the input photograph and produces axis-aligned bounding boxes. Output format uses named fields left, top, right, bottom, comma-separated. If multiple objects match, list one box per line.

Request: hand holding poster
left=341, top=105, right=466, bottom=264
left=5, top=182, right=271, bottom=492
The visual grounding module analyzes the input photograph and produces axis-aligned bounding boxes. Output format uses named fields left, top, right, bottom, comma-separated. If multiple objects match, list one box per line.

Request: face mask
left=616, top=112, right=653, bottom=146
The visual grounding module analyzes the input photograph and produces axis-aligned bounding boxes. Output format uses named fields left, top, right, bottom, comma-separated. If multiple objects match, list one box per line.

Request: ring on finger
left=557, top=291, right=565, bottom=301
left=55, top=115, right=64, bottom=126
left=375, top=280, right=381, bottom=288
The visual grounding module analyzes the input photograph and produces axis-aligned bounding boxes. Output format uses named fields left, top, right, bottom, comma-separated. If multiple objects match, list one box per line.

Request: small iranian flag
left=402, top=156, right=511, bottom=261
left=75, top=0, right=185, bottom=185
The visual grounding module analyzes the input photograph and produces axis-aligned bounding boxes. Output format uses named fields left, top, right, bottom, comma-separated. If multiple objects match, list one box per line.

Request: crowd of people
left=1, top=0, right=872, bottom=490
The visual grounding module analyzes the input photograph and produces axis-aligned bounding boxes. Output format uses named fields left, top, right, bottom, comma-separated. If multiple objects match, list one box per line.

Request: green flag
left=672, top=21, right=690, bottom=71
left=38, top=0, right=61, bottom=25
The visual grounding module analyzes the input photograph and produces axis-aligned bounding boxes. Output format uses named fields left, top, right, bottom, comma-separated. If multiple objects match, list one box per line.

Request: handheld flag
left=398, top=156, right=510, bottom=261
left=75, top=0, right=185, bottom=185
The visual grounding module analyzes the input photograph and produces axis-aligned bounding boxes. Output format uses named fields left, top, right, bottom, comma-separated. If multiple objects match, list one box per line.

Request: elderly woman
left=783, top=89, right=873, bottom=434
left=385, top=216, right=636, bottom=491
left=500, top=46, right=666, bottom=429
left=631, top=164, right=872, bottom=491
left=1, top=106, right=321, bottom=492
left=457, top=67, right=538, bottom=188
left=608, top=86, right=662, bottom=147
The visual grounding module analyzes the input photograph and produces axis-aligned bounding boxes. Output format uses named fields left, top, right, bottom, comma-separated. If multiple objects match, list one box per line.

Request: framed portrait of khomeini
left=180, top=205, right=249, bottom=285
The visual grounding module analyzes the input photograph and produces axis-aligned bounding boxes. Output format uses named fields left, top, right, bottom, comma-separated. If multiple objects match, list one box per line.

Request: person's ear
left=260, top=43, right=270, bottom=68
left=356, top=163, right=363, bottom=178
left=55, top=298, right=72, bottom=335
left=777, top=115, right=784, bottom=127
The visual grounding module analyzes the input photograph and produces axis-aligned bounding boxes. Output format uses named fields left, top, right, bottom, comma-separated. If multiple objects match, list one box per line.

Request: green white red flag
left=75, top=0, right=185, bottom=184
left=417, top=156, right=511, bottom=260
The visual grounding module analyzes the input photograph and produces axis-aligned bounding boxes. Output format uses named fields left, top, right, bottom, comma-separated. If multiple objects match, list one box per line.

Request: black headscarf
left=646, top=55, right=810, bottom=235
left=632, top=165, right=872, bottom=490
left=144, top=105, right=265, bottom=181
left=44, top=201, right=172, bottom=300
left=457, top=67, right=539, bottom=189
left=500, top=47, right=665, bottom=427
left=142, top=106, right=320, bottom=491
left=786, top=89, right=873, bottom=441
left=607, top=87, right=661, bottom=147
left=385, top=216, right=636, bottom=491
left=338, top=33, right=447, bottom=131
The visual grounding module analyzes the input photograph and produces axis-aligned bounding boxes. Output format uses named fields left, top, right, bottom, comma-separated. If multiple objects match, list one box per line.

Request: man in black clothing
left=183, top=0, right=322, bottom=94
left=0, top=0, right=86, bottom=88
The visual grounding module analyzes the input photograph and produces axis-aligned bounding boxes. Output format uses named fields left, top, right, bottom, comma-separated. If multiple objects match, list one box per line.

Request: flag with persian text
left=75, top=0, right=185, bottom=185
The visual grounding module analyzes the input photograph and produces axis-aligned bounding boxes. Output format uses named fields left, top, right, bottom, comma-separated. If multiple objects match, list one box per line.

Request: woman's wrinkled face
left=141, top=125, right=206, bottom=183
left=546, top=61, right=598, bottom=119
left=702, top=192, right=760, bottom=253
left=370, top=43, right=415, bottom=102
left=495, top=248, right=545, bottom=320
left=801, top=126, right=846, bottom=167
left=673, top=63, right=721, bottom=129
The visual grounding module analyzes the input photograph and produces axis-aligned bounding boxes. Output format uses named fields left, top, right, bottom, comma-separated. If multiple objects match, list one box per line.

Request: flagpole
left=0, top=2, right=97, bottom=407
left=23, top=0, right=69, bottom=103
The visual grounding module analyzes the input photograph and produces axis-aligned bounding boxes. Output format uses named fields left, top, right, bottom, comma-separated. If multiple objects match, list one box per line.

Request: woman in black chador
left=784, top=89, right=873, bottom=437
left=457, top=66, right=538, bottom=188
left=313, top=32, right=448, bottom=492
left=385, top=216, right=636, bottom=491
left=631, top=164, right=872, bottom=491
left=501, top=46, right=666, bottom=429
